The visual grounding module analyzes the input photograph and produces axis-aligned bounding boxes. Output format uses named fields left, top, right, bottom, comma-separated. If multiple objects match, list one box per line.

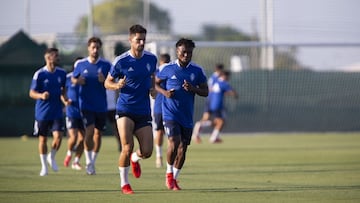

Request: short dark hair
left=129, top=24, right=147, bottom=35
left=175, top=38, right=195, bottom=48
left=159, top=53, right=171, bottom=63
left=88, top=37, right=102, bottom=47
left=215, top=63, right=224, bottom=70
left=45, top=48, right=58, bottom=55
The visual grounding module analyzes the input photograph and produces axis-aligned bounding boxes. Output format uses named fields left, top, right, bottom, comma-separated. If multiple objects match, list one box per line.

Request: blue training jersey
left=208, top=78, right=233, bottom=111
left=110, top=50, right=157, bottom=115
left=65, top=72, right=81, bottom=118
left=157, top=60, right=207, bottom=128
left=153, top=63, right=168, bottom=114
left=72, top=57, right=111, bottom=112
left=30, top=66, right=67, bottom=120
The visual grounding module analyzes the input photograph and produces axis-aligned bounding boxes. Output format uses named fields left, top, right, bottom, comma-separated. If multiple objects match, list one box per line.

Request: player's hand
left=64, top=99, right=72, bottom=106
left=77, top=76, right=86, bottom=85
left=182, top=80, right=193, bottom=92
left=41, top=91, right=50, bottom=100
left=98, top=72, right=105, bottom=83
left=116, top=75, right=126, bottom=89
left=165, top=88, right=175, bottom=98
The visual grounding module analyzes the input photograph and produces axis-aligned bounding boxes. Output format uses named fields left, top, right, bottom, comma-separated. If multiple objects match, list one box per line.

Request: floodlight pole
left=260, top=0, right=274, bottom=70
left=24, top=0, right=30, bottom=35
left=88, top=0, right=94, bottom=38
left=143, top=0, right=150, bottom=30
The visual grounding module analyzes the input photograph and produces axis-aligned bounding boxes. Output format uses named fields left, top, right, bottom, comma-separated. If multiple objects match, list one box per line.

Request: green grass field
left=1, top=133, right=360, bottom=203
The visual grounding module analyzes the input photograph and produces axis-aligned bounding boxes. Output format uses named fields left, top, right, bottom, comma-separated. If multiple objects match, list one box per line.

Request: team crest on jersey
left=83, top=69, right=88, bottom=74
left=190, top=73, right=195, bottom=81
left=146, top=63, right=151, bottom=71
left=58, top=77, right=62, bottom=83
left=44, top=79, right=49, bottom=84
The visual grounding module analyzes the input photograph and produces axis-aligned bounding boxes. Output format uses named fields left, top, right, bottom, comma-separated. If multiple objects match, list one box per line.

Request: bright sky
left=0, top=0, right=359, bottom=70
left=1, top=0, right=359, bottom=43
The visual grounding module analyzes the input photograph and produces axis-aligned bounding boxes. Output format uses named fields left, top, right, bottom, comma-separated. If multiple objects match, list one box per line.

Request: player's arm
left=29, top=89, right=49, bottom=100
left=225, top=89, right=238, bottom=99
left=60, top=87, right=71, bottom=106
left=104, top=74, right=126, bottom=90
left=155, top=76, right=174, bottom=98
left=149, top=73, right=157, bottom=99
left=182, top=80, right=209, bottom=97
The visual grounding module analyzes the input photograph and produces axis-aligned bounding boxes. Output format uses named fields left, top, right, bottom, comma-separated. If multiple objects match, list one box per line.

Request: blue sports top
left=65, top=72, right=81, bottom=118
left=208, top=78, right=233, bottom=111
left=30, top=66, right=67, bottom=120
left=72, top=57, right=111, bottom=112
left=109, top=50, right=157, bottom=115
left=153, top=63, right=168, bottom=114
left=157, top=60, right=207, bottom=128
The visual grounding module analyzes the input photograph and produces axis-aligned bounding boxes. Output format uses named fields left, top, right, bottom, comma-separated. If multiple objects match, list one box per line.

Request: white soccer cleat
left=39, top=168, right=48, bottom=176
left=71, top=162, right=83, bottom=170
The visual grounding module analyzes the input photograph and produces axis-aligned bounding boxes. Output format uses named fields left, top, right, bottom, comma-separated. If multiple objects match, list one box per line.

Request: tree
left=200, top=24, right=254, bottom=41
left=74, top=0, right=171, bottom=35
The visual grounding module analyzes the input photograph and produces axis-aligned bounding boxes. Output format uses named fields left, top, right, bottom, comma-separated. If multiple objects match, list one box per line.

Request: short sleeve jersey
left=109, top=50, right=157, bottom=115
left=208, top=78, right=233, bottom=111
left=157, top=60, right=207, bottom=128
left=30, top=66, right=67, bottom=120
left=65, top=72, right=81, bottom=119
left=153, top=63, right=168, bottom=114
left=72, top=57, right=111, bottom=112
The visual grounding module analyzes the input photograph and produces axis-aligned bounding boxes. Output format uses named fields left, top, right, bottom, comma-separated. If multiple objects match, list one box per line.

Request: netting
left=147, top=41, right=360, bottom=132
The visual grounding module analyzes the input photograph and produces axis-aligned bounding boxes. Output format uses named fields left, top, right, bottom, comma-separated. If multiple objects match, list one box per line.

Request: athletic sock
left=92, top=152, right=98, bottom=165
left=173, top=167, right=181, bottom=179
left=84, top=150, right=93, bottom=165
left=50, top=148, right=57, bottom=159
left=73, top=156, right=80, bottom=163
left=40, top=154, right=47, bottom=168
left=66, top=150, right=72, bottom=156
left=166, top=163, right=173, bottom=173
left=155, top=145, right=162, bottom=158
left=131, top=152, right=141, bottom=162
left=210, top=129, right=220, bottom=142
left=119, top=166, right=130, bottom=187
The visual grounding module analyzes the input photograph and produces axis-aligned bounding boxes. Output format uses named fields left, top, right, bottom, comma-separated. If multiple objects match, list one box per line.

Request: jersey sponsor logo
left=128, top=67, right=134, bottom=72
left=171, top=75, right=177, bottom=79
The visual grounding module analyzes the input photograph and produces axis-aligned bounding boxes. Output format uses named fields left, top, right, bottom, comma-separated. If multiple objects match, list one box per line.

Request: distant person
left=72, top=37, right=111, bottom=175
left=152, top=53, right=171, bottom=168
left=155, top=38, right=208, bottom=190
left=29, top=48, right=69, bottom=176
left=194, top=63, right=224, bottom=144
left=104, top=24, right=157, bottom=195
left=192, top=70, right=238, bottom=143
left=63, top=57, right=85, bottom=170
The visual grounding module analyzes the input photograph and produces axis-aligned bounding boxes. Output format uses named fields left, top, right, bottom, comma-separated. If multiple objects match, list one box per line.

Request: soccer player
left=193, top=63, right=224, bottom=143
left=104, top=24, right=157, bottom=194
left=153, top=53, right=170, bottom=168
left=155, top=38, right=208, bottom=190
left=63, top=57, right=85, bottom=170
left=192, top=70, right=238, bottom=143
left=29, top=48, right=69, bottom=176
left=72, top=37, right=111, bottom=175
left=106, top=88, right=121, bottom=152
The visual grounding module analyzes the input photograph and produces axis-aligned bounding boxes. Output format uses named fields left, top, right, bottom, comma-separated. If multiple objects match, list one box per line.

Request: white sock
left=173, top=167, right=181, bottom=180
left=84, top=150, right=93, bottom=165
left=201, top=120, right=212, bottom=128
left=131, top=152, right=141, bottom=162
left=50, top=148, right=57, bottom=159
left=119, top=166, right=130, bottom=187
left=166, top=163, right=173, bottom=173
left=40, top=154, right=47, bottom=169
left=73, top=156, right=80, bottom=163
left=210, top=129, right=220, bottom=142
left=155, top=145, right=162, bottom=158
left=92, top=152, right=98, bottom=165
left=66, top=150, right=72, bottom=156
left=192, top=122, right=201, bottom=137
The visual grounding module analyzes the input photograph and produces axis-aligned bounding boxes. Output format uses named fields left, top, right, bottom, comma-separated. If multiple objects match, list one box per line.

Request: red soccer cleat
left=121, top=184, right=134, bottom=195
left=166, top=173, right=174, bottom=190
left=173, top=179, right=182, bottom=191
left=63, top=155, right=71, bottom=167
left=131, top=160, right=141, bottom=178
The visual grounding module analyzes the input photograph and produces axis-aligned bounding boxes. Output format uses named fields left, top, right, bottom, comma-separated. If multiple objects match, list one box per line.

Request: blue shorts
left=33, top=119, right=64, bottom=137
left=116, top=112, right=152, bottom=133
left=209, top=109, right=226, bottom=119
left=153, top=113, right=164, bottom=131
left=163, top=120, right=193, bottom=145
left=66, top=117, right=85, bottom=130
left=81, top=110, right=107, bottom=131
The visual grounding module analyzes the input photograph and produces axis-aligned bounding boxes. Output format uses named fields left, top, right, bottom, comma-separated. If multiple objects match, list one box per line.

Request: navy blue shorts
left=209, top=109, right=226, bottom=119
left=81, top=110, right=107, bottom=131
left=65, top=117, right=85, bottom=130
left=33, top=119, right=64, bottom=137
left=116, top=112, right=152, bottom=133
left=153, top=113, right=164, bottom=131
left=163, top=120, right=193, bottom=145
